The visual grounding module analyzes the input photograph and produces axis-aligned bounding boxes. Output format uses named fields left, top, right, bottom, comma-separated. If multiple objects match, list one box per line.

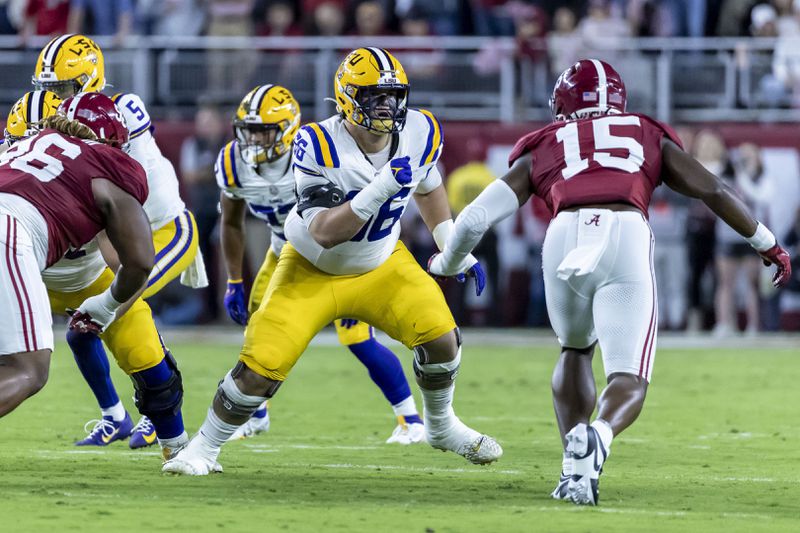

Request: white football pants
left=542, top=210, right=657, bottom=382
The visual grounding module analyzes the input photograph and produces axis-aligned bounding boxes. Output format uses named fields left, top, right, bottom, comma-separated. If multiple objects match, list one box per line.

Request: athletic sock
left=418, top=383, right=457, bottom=434
left=158, top=431, right=189, bottom=450
left=348, top=338, right=412, bottom=406
left=101, top=401, right=126, bottom=422
left=198, top=408, right=240, bottom=450
left=591, top=419, right=614, bottom=454
left=562, top=451, right=572, bottom=476
left=131, top=358, right=185, bottom=439
left=391, top=395, right=421, bottom=423
left=251, top=401, right=268, bottom=419
left=67, top=330, right=120, bottom=410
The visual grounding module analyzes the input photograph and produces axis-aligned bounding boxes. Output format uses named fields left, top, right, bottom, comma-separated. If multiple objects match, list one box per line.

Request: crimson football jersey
left=508, top=113, right=683, bottom=217
left=0, top=129, right=148, bottom=266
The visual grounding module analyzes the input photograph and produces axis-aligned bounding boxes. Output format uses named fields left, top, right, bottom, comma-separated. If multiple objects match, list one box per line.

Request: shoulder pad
left=413, top=109, right=443, bottom=167
left=111, top=93, right=152, bottom=140
left=215, top=141, right=242, bottom=189
left=297, top=124, right=340, bottom=168
left=296, top=182, right=345, bottom=215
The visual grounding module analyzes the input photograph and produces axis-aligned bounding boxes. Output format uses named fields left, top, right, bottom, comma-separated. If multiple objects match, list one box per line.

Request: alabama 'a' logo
left=585, top=214, right=601, bottom=226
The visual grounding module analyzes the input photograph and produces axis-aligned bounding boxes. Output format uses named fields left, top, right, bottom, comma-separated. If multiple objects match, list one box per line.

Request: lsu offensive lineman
left=164, top=48, right=502, bottom=475
left=32, top=34, right=206, bottom=449
left=216, top=84, right=424, bottom=443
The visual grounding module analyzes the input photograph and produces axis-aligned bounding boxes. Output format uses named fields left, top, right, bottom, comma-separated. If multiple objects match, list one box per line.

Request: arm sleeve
left=440, top=179, right=519, bottom=270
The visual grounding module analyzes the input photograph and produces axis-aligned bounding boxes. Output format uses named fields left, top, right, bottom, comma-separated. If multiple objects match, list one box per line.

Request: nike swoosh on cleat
left=101, top=429, right=118, bottom=444
left=143, top=432, right=157, bottom=445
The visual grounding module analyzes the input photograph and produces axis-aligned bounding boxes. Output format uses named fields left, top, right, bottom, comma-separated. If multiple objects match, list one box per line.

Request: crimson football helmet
left=59, top=92, right=128, bottom=148
left=550, top=59, right=627, bottom=121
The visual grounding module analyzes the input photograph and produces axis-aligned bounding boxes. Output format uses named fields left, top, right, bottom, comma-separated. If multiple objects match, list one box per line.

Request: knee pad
left=413, top=346, right=462, bottom=385
left=215, top=365, right=270, bottom=419
left=131, top=350, right=183, bottom=418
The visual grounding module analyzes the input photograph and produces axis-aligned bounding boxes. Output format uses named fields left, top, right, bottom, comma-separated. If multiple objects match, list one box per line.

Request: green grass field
left=1, top=336, right=798, bottom=532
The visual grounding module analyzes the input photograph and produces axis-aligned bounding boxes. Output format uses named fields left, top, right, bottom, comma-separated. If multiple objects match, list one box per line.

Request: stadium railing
left=1, top=35, right=798, bottom=123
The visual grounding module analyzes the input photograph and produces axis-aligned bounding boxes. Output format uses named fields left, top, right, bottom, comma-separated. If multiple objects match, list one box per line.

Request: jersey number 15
left=555, top=115, right=644, bottom=180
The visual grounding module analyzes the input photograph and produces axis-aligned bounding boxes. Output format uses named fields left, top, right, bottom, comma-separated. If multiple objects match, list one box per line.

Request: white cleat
left=162, top=438, right=223, bottom=476
left=227, top=413, right=271, bottom=441
left=385, top=419, right=425, bottom=445
left=565, top=423, right=608, bottom=506
left=426, top=418, right=502, bottom=465
left=551, top=471, right=570, bottom=500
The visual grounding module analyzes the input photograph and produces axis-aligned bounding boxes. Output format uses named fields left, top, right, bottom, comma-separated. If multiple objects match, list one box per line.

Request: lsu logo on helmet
left=32, top=34, right=105, bottom=99
left=4, top=90, right=62, bottom=145
left=334, top=47, right=409, bottom=134
left=234, top=85, right=301, bottom=167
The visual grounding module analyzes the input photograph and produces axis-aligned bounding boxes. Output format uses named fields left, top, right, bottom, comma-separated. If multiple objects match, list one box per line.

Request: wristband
left=227, top=278, right=243, bottom=284
left=432, top=219, right=454, bottom=251
left=745, top=222, right=776, bottom=252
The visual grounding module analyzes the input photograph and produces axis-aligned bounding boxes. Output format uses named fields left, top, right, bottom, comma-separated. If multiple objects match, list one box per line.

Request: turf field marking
left=243, top=444, right=381, bottom=451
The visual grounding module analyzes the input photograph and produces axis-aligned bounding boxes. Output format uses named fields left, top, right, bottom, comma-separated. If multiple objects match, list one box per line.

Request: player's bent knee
left=413, top=329, right=461, bottom=390
left=131, top=351, right=183, bottom=419
left=213, top=362, right=276, bottom=424
left=25, top=349, right=51, bottom=393
left=416, top=327, right=460, bottom=364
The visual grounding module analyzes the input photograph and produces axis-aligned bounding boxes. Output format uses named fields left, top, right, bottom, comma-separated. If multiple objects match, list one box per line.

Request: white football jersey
left=284, top=109, right=444, bottom=275
left=41, top=238, right=106, bottom=292
left=43, top=93, right=186, bottom=292
left=112, top=93, right=185, bottom=231
left=214, top=141, right=296, bottom=254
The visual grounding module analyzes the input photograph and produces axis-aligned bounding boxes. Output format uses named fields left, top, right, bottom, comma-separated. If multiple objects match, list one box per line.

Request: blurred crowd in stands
left=3, top=1, right=799, bottom=42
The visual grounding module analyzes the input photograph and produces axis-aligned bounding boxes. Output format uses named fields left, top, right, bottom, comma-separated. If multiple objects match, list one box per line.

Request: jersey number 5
left=555, top=115, right=644, bottom=180
left=0, top=133, right=81, bottom=182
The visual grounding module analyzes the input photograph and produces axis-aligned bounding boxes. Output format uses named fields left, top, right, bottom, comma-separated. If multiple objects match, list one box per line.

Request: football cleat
left=566, top=423, right=608, bottom=506
left=75, top=413, right=133, bottom=446
left=386, top=417, right=425, bottom=445
left=227, top=408, right=271, bottom=441
left=129, top=416, right=158, bottom=449
left=426, top=418, right=503, bottom=465
left=551, top=471, right=570, bottom=500
left=162, top=438, right=223, bottom=476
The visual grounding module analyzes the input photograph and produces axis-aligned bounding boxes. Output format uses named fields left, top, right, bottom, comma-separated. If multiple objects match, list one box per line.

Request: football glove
left=389, top=156, right=412, bottom=186
left=68, top=289, right=123, bottom=334
left=757, top=244, right=792, bottom=287
left=224, top=280, right=248, bottom=325
left=428, top=253, right=487, bottom=296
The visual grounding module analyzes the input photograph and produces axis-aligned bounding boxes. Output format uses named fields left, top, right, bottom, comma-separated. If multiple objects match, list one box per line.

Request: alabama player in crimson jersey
left=0, top=93, right=153, bottom=417
left=430, top=59, right=791, bottom=506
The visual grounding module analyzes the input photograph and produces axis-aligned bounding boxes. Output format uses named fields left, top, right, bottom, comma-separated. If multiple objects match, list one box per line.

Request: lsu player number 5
left=216, top=85, right=425, bottom=444
left=33, top=34, right=204, bottom=450
left=164, top=48, right=502, bottom=476
left=430, top=59, right=791, bottom=505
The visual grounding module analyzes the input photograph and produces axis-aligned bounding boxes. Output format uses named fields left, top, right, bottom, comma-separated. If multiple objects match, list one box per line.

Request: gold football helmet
left=4, top=90, right=62, bottom=145
left=334, top=47, right=409, bottom=134
left=32, top=34, right=105, bottom=99
left=234, top=85, right=301, bottom=166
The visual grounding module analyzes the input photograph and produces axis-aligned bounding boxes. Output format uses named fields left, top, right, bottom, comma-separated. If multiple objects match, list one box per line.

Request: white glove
left=69, top=289, right=124, bottom=334
left=428, top=251, right=479, bottom=277
left=350, top=156, right=414, bottom=220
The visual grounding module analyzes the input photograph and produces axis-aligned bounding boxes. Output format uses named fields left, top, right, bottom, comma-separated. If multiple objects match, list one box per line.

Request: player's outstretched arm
left=69, top=179, right=154, bottom=334
left=219, top=193, right=249, bottom=325
left=661, top=139, right=791, bottom=286
left=429, top=155, right=531, bottom=278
